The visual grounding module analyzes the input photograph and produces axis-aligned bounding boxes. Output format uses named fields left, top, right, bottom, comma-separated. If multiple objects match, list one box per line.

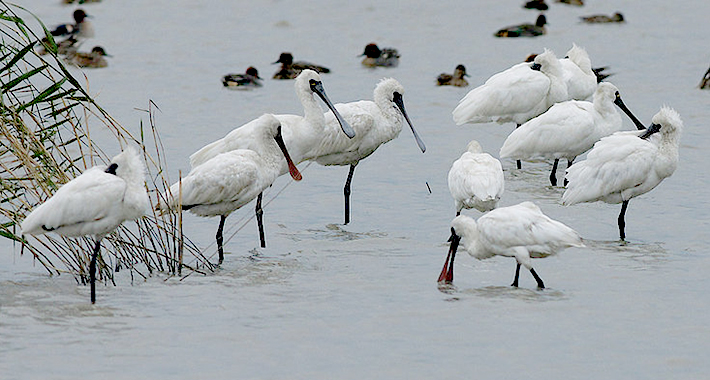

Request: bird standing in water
left=21, top=148, right=149, bottom=304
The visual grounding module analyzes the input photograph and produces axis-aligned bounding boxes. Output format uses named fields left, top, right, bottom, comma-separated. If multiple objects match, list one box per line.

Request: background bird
left=272, top=52, right=330, bottom=79
left=494, top=14, right=547, bottom=37
left=438, top=202, right=583, bottom=288
left=580, top=12, right=624, bottom=23
left=21, top=148, right=149, bottom=303
left=562, top=106, right=682, bottom=240
left=360, top=43, right=400, bottom=68
left=437, top=64, right=469, bottom=87
left=222, top=66, right=262, bottom=88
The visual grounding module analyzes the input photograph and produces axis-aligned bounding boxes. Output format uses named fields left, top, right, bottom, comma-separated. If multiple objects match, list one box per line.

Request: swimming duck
left=523, top=0, right=548, bottom=11
left=222, top=67, right=262, bottom=88
left=66, top=46, right=110, bottom=68
left=494, top=14, right=546, bottom=37
left=272, top=52, right=330, bottom=80
left=360, top=43, right=400, bottom=68
left=437, top=64, right=469, bottom=87
left=556, top=0, right=583, bottom=5
left=580, top=12, right=624, bottom=23
left=51, top=9, right=94, bottom=39
left=37, top=35, right=78, bottom=56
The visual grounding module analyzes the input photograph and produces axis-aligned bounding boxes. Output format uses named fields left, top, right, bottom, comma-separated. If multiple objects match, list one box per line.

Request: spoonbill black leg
left=255, top=193, right=266, bottom=248
left=344, top=164, right=357, bottom=225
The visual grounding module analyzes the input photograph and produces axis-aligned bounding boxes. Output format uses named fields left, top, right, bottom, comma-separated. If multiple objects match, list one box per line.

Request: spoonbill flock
left=21, top=36, right=683, bottom=302
left=442, top=44, right=682, bottom=289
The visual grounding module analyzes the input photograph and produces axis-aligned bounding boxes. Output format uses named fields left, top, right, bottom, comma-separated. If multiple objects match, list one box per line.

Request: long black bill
left=437, top=228, right=460, bottom=283
left=639, top=123, right=661, bottom=140
left=393, top=92, right=426, bottom=153
left=613, top=92, right=646, bottom=131
left=274, top=125, right=302, bottom=181
left=309, top=79, right=356, bottom=139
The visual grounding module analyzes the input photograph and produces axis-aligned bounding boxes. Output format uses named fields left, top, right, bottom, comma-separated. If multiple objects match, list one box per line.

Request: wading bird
left=448, top=140, right=504, bottom=215
left=499, top=82, right=625, bottom=186
left=438, top=202, right=583, bottom=288
left=161, top=115, right=302, bottom=263
left=562, top=107, right=682, bottom=240
left=307, top=78, right=426, bottom=224
left=21, top=148, right=149, bottom=303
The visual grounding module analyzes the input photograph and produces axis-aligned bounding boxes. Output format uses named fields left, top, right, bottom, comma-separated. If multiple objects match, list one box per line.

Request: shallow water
left=2, top=0, right=710, bottom=379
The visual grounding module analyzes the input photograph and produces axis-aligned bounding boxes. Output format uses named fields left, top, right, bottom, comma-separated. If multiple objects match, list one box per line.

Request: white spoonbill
left=190, top=69, right=354, bottom=173
left=21, top=148, right=149, bottom=303
left=304, top=77, right=426, bottom=224
left=562, top=106, right=682, bottom=241
left=560, top=44, right=598, bottom=101
left=438, top=202, right=583, bottom=288
left=452, top=49, right=568, bottom=127
left=161, top=115, right=302, bottom=263
left=448, top=140, right=504, bottom=215
left=452, top=50, right=567, bottom=169
left=499, top=82, right=624, bottom=186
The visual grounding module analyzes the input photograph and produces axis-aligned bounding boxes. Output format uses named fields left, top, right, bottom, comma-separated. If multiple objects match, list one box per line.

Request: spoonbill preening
left=448, top=140, right=504, bottom=215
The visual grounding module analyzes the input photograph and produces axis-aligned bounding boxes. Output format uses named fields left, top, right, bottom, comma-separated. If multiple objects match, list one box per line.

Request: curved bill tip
left=289, top=163, right=303, bottom=181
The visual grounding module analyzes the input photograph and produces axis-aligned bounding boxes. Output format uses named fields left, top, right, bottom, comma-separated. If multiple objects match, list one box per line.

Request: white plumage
left=559, top=44, right=598, bottom=101
left=189, top=69, right=354, bottom=174
left=305, top=77, right=426, bottom=224
left=562, top=106, right=682, bottom=240
left=452, top=49, right=569, bottom=126
left=447, top=140, right=504, bottom=214
left=21, top=148, right=149, bottom=303
left=162, top=114, right=302, bottom=261
left=499, top=82, right=623, bottom=186
left=438, top=202, right=583, bottom=288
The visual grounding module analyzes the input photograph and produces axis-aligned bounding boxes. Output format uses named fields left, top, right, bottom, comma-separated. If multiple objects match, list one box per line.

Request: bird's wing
left=21, top=167, right=126, bottom=236
left=563, top=133, right=657, bottom=204
left=500, top=101, right=595, bottom=159
left=453, top=63, right=550, bottom=124
left=176, top=151, right=261, bottom=208
left=307, top=101, right=375, bottom=163
left=189, top=117, right=263, bottom=168
left=478, top=202, right=581, bottom=255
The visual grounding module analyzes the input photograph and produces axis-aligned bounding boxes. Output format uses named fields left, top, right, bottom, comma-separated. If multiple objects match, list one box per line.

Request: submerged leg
left=511, top=262, right=521, bottom=287
left=618, top=200, right=629, bottom=241
left=515, top=124, right=522, bottom=169
left=344, top=164, right=357, bottom=225
left=216, top=215, right=226, bottom=264
left=529, top=268, right=545, bottom=289
left=550, top=159, right=559, bottom=186
left=256, top=193, right=266, bottom=248
left=89, top=239, right=101, bottom=304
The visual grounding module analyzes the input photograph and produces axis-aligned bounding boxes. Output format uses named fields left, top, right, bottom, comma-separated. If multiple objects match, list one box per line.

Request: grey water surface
left=2, top=0, right=710, bottom=379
